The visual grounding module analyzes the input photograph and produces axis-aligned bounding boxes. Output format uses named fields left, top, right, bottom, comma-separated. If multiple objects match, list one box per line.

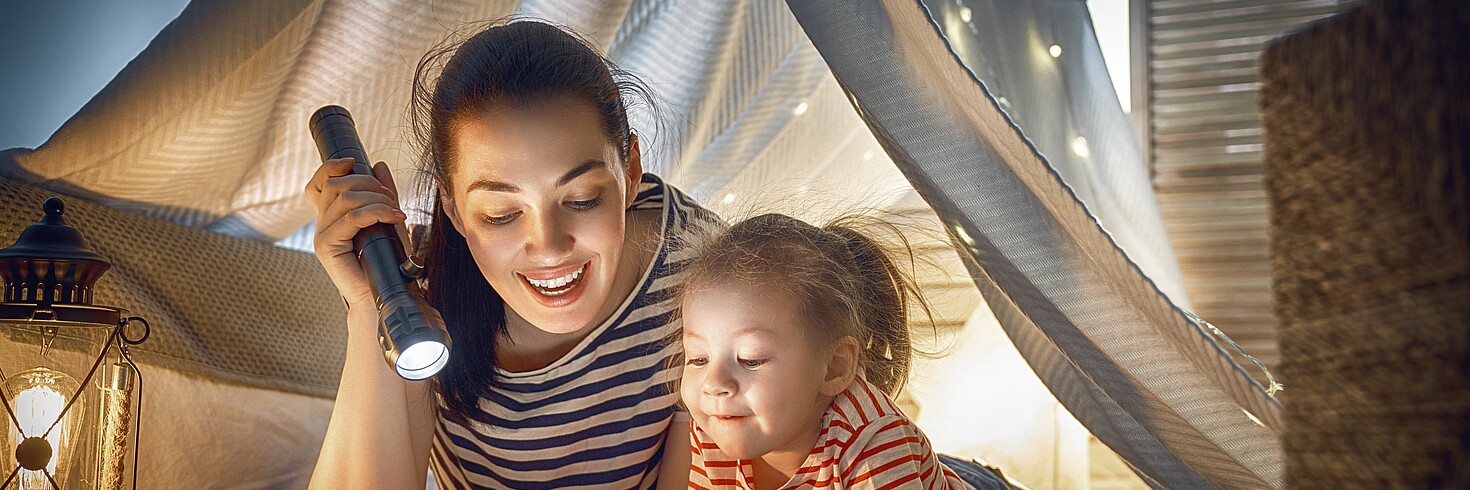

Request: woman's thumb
left=372, top=161, right=400, bottom=199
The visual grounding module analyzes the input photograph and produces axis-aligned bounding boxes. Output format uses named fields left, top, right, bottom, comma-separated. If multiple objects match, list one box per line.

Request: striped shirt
left=431, top=173, right=724, bottom=489
left=689, top=378, right=973, bottom=490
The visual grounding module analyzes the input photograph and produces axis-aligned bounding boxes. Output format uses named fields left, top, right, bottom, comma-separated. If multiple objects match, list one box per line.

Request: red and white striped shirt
left=688, top=378, right=974, bottom=490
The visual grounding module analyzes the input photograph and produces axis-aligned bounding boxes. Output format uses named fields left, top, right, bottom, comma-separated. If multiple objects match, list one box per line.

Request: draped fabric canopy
left=0, top=0, right=913, bottom=244
left=788, top=1, right=1283, bottom=487
left=0, top=0, right=1282, bottom=487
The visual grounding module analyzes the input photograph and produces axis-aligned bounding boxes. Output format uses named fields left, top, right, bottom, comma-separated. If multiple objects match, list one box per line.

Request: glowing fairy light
left=792, top=101, right=809, bottom=116
left=1071, top=136, right=1091, bottom=158
left=1049, top=44, right=1062, bottom=58
left=952, top=224, right=976, bottom=247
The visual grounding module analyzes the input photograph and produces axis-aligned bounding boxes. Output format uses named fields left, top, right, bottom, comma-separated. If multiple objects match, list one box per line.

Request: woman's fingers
left=305, top=158, right=356, bottom=198
left=314, top=174, right=394, bottom=218
left=317, top=190, right=403, bottom=236
left=316, top=201, right=408, bottom=253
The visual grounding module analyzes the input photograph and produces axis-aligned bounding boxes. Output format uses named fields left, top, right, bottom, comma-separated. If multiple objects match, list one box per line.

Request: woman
left=304, top=20, right=721, bottom=489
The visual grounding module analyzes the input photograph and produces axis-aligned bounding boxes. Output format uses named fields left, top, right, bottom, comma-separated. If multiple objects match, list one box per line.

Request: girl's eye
left=739, top=358, right=766, bottom=369
left=567, top=196, right=604, bottom=210
left=481, top=212, right=520, bottom=225
left=686, top=357, right=708, bottom=367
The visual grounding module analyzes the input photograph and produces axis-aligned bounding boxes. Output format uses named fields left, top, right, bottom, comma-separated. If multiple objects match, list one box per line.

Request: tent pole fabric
left=786, top=1, right=1284, bottom=487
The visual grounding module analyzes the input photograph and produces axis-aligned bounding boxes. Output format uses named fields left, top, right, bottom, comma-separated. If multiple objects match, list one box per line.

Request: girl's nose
left=701, top=366, right=737, bottom=397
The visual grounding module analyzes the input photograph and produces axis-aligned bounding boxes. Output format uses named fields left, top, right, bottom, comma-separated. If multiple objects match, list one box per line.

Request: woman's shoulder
left=633, top=173, right=726, bottom=248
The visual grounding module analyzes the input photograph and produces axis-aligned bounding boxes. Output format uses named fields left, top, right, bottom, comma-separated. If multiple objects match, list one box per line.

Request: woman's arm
left=656, top=412, right=693, bottom=490
left=309, top=307, right=437, bottom=489
left=304, top=158, right=436, bottom=488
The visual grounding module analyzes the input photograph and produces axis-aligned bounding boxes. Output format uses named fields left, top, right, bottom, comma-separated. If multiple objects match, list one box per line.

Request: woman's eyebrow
left=466, top=159, right=608, bottom=194
left=556, top=160, right=607, bottom=187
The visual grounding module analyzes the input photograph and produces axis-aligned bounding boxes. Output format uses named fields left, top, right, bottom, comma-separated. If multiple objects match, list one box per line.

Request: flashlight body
left=309, top=105, right=451, bottom=379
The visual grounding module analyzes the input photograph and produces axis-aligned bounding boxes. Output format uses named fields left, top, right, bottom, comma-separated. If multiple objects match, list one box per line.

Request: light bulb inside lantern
left=4, top=368, right=81, bottom=489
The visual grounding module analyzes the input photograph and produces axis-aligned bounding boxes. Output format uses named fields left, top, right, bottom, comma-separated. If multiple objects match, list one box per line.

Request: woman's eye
left=738, top=358, right=766, bottom=369
left=686, top=357, right=708, bottom=367
left=567, top=196, right=604, bottom=210
left=481, top=212, right=519, bottom=225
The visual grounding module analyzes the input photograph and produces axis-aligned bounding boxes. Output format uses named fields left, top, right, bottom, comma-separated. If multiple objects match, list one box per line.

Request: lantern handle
left=119, top=316, right=150, bottom=345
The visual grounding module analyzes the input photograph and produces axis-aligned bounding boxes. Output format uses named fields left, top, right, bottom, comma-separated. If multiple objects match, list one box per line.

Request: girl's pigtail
left=825, top=223, right=913, bottom=397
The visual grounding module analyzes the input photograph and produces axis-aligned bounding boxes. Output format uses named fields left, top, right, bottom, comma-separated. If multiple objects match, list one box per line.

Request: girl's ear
left=623, top=134, right=644, bottom=209
left=821, top=336, right=861, bottom=397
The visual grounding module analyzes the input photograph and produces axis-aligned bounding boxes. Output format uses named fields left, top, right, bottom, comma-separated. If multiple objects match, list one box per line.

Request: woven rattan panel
left=0, top=177, right=347, bottom=398
left=1261, top=0, right=1470, bottom=487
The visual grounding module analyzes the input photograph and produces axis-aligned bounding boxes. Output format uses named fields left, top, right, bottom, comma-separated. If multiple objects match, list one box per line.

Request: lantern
left=0, top=197, right=147, bottom=490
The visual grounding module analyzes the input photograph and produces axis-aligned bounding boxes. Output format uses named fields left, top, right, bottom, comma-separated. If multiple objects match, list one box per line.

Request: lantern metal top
left=0, top=198, right=111, bottom=265
left=0, top=197, right=121, bottom=327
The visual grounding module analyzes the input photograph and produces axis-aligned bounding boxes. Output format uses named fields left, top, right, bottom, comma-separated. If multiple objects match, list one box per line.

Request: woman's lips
left=518, top=261, right=590, bottom=307
left=518, top=261, right=586, bottom=280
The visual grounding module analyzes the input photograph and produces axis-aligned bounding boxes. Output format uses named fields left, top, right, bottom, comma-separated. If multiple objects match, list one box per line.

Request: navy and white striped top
left=430, top=173, right=723, bottom=489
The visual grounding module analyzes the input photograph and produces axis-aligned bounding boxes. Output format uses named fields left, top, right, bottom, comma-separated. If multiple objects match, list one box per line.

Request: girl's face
left=441, top=98, right=641, bottom=335
left=680, top=281, right=852, bottom=464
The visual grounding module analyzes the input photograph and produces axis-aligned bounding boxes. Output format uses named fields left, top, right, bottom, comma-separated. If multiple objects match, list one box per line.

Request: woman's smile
left=518, top=261, right=590, bottom=305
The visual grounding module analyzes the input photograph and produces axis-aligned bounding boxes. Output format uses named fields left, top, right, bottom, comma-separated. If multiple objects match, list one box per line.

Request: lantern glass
left=1, top=321, right=110, bottom=489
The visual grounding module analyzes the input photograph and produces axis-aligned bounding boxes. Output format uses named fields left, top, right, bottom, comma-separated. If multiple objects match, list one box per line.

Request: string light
left=1049, top=44, right=1062, bottom=58
left=1071, top=136, right=1091, bottom=158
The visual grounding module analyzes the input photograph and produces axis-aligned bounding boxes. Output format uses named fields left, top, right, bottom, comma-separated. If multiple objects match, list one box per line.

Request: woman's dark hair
left=678, top=213, right=933, bottom=396
left=409, top=19, right=653, bottom=420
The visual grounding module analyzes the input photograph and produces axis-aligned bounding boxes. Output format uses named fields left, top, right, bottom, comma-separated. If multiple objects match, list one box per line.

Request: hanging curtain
left=785, top=1, right=1284, bottom=487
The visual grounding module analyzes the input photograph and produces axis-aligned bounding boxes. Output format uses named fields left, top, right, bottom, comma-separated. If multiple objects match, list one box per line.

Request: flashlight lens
left=396, top=341, right=449, bottom=380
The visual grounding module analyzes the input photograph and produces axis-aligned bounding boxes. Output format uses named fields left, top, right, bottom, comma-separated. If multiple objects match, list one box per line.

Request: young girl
left=679, top=214, right=974, bottom=489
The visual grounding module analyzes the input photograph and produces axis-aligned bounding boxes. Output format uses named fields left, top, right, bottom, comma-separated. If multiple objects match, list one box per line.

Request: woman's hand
left=306, top=158, right=433, bottom=489
left=304, top=158, right=409, bottom=313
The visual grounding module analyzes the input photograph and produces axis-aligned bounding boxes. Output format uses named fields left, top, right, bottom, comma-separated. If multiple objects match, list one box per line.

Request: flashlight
left=310, top=105, right=450, bottom=380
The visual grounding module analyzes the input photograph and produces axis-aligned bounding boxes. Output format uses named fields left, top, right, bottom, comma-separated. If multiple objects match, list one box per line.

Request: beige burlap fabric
left=0, top=177, right=347, bottom=398
left=1261, top=0, right=1470, bottom=487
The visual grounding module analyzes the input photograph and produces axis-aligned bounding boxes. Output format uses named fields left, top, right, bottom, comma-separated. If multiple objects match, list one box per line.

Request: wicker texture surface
left=0, top=177, right=347, bottom=398
left=1261, top=0, right=1470, bottom=487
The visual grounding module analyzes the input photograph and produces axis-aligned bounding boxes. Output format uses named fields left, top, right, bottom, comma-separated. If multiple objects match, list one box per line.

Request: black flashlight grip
left=309, top=105, right=449, bottom=372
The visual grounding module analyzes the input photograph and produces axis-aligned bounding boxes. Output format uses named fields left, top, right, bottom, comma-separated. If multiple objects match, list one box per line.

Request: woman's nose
left=525, top=209, right=574, bottom=264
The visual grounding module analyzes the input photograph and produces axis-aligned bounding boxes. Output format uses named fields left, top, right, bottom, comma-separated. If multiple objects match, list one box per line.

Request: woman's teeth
left=525, top=266, right=584, bottom=296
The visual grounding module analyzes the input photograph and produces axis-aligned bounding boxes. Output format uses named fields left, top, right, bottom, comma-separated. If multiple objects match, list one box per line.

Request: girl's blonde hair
left=679, top=213, right=931, bottom=396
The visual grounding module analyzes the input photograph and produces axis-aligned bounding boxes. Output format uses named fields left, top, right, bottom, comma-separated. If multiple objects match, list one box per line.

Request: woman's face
left=442, top=98, right=641, bottom=335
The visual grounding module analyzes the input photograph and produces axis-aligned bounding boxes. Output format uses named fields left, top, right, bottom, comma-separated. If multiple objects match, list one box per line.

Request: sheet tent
left=0, top=0, right=1282, bottom=488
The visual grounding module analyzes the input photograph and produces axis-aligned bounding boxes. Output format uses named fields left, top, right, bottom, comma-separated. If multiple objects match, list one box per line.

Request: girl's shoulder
left=823, top=378, right=910, bottom=443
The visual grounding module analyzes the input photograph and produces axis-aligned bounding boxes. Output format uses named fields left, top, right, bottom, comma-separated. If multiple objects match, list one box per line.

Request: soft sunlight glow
left=6, top=369, right=77, bottom=489
left=792, top=101, right=809, bottom=116
left=1049, top=44, right=1063, bottom=58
